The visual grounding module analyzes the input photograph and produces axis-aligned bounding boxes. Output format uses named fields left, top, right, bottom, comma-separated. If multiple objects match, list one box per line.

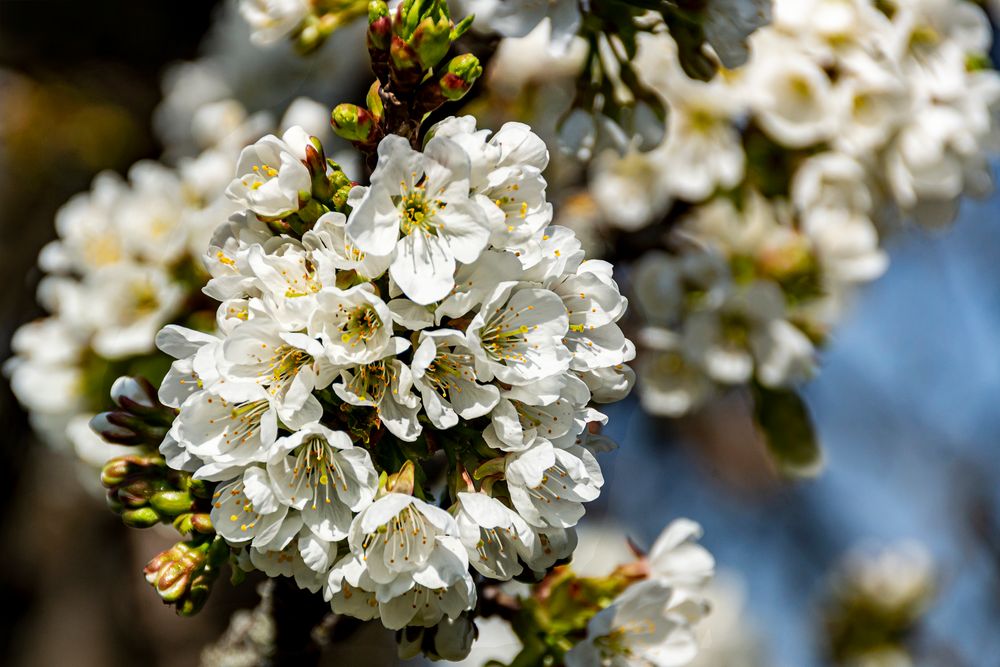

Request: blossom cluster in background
left=4, top=95, right=330, bottom=468
left=581, top=0, right=1000, bottom=418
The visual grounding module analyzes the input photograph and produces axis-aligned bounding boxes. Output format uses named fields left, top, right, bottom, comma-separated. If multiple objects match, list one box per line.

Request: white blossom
left=266, top=422, right=379, bottom=542
left=454, top=492, right=536, bottom=580
left=226, top=127, right=312, bottom=218
left=410, top=329, right=500, bottom=429
left=565, top=579, right=706, bottom=667
left=346, top=135, right=492, bottom=305
left=505, top=439, right=603, bottom=529
left=347, top=493, right=477, bottom=629
left=239, top=0, right=310, bottom=46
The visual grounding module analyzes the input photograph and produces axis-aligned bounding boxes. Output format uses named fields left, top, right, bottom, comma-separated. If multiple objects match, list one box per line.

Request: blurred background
left=2, top=1, right=1000, bottom=666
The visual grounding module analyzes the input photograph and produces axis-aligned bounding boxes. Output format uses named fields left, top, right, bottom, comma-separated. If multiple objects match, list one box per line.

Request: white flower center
left=594, top=620, right=657, bottom=659
left=491, top=183, right=528, bottom=232
left=338, top=302, right=382, bottom=347
left=529, top=462, right=572, bottom=505
left=266, top=344, right=311, bottom=397
left=216, top=399, right=269, bottom=448
left=363, top=505, right=433, bottom=566
left=424, top=350, right=476, bottom=398
left=346, top=361, right=393, bottom=403
left=475, top=525, right=518, bottom=564
left=213, top=482, right=261, bottom=534
left=244, top=162, right=280, bottom=191
left=282, top=256, right=321, bottom=297
left=288, top=435, right=349, bottom=508
left=481, top=303, right=538, bottom=363
left=398, top=183, right=442, bottom=236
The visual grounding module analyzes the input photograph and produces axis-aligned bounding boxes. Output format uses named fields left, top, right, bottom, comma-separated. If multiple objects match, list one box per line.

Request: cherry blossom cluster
left=823, top=542, right=935, bottom=665
left=157, top=115, right=635, bottom=636
left=582, top=0, right=1000, bottom=416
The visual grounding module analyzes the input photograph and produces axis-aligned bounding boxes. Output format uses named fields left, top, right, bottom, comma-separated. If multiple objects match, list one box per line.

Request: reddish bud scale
left=440, top=72, right=470, bottom=97
left=390, top=35, right=420, bottom=72
left=368, top=15, right=392, bottom=51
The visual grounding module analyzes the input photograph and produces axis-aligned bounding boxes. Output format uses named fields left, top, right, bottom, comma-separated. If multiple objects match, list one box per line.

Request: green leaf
left=751, top=383, right=824, bottom=478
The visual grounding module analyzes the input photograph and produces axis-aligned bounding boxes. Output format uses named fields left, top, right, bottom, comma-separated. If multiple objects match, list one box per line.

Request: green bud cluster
left=101, top=452, right=214, bottom=534
left=331, top=0, right=481, bottom=155
left=143, top=536, right=229, bottom=616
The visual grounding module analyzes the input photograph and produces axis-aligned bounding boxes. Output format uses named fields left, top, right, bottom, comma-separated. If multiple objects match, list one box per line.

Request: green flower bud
left=304, top=139, right=327, bottom=177
left=439, top=53, right=482, bottom=101
left=411, top=15, right=452, bottom=70
left=368, top=0, right=392, bottom=51
left=122, top=507, right=161, bottom=529
left=172, top=511, right=214, bottom=535
left=116, top=481, right=153, bottom=508
left=331, top=103, right=377, bottom=143
left=153, top=562, right=192, bottom=603
left=100, top=453, right=165, bottom=487
left=369, top=0, right=389, bottom=22
left=190, top=513, right=214, bottom=534
left=392, top=0, right=453, bottom=71
left=390, top=34, right=421, bottom=72
left=150, top=490, right=195, bottom=517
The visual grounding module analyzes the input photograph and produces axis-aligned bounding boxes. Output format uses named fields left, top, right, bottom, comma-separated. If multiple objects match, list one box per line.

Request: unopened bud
left=90, top=411, right=169, bottom=446
left=116, top=478, right=163, bottom=508
left=190, top=513, right=214, bottom=534
left=143, top=538, right=228, bottom=615
left=331, top=104, right=377, bottom=143
left=304, top=139, right=327, bottom=176
left=390, top=34, right=421, bottom=73
left=305, top=141, right=336, bottom=202
left=150, top=490, right=195, bottom=517
left=122, top=507, right=161, bottom=528
left=368, top=0, right=392, bottom=51
left=109, top=376, right=175, bottom=425
left=391, top=0, right=453, bottom=71
left=439, top=53, right=482, bottom=101
left=386, top=460, right=416, bottom=495
left=153, top=561, right=192, bottom=603
left=410, top=14, right=452, bottom=70
left=110, top=376, right=156, bottom=409
left=100, top=453, right=165, bottom=487
left=93, top=376, right=175, bottom=446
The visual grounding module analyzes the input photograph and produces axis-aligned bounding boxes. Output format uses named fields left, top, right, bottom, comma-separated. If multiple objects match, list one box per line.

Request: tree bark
left=266, top=577, right=330, bottom=667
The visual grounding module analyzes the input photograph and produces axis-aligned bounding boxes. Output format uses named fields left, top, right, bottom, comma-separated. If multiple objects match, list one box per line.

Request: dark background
left=0, top=2, right=223, bottom=664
